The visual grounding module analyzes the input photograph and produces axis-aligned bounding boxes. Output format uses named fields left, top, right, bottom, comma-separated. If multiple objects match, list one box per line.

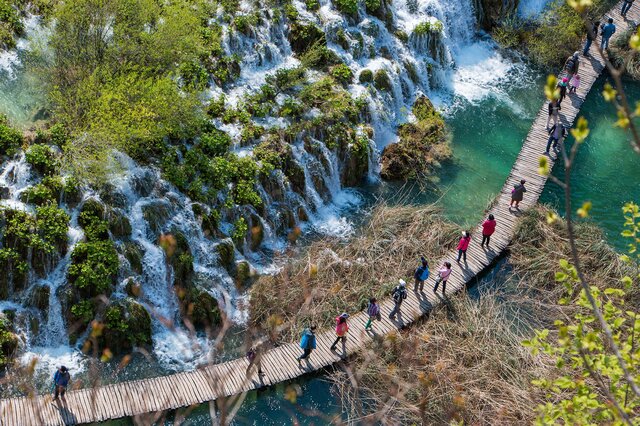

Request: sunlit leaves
left=570, top=117, right=589, bottom=144
left=630, top=27, right=640, bottom=51
left=615, top=110, right=630, bottom=128
left=567, top=0, right=592, bottom=13
left=545, top=75, right=560, bottom=101
left=546, top=211, right=558, bottom=224
left=538, top=155, right=549, bottom=176
left=602, top=83, right=617, bottom=102
left=577, top=201, right=592, bottom=218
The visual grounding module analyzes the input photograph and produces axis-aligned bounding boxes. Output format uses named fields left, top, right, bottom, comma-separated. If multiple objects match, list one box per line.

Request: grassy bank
left=249, top=203, right=461, bottom=342
left=325, top=205, right=638, bottom=423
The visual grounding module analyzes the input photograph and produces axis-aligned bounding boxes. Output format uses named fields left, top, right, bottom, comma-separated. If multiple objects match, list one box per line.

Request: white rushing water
left=0, top=0, right=535, bottom=377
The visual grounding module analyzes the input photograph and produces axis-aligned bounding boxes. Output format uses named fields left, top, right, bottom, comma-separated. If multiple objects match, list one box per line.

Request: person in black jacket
left=583, top=20, right=599, bottom=56
left=389, top=279, right=407, bottom=320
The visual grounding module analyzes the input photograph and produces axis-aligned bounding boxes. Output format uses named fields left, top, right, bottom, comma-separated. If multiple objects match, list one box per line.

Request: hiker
left=413, top=256, right=430, bottom=292
left=456, top=231, right=471, bottom=263
left=583, top=20, right=599, bottom=56
left=365, top=297, right=381, bottom=330
left=510, top=179, right=527, bottom=209
left=330, top=313, right=349, bottom=352
left=297, top=326, right=317, bottom=362
left=546, top=99, right=561, bottom=129
left=389, top=279, right=408, bottom=320
left=481, top=214, right=496, bottom=248
left=564, top=52, right=580, bottom=81
left=246, top=347, right=264, bottom=378
left=52, top=366, right=70, bottom=401
left=557, top=77, right=568, bottom=105
left=569, top=74, right=580, bottom=93
left=546, top=123, right=567, bottom=154
left=622, top=0, right=634, bottom=17
left=433, top=262, right=452, bottom=295
left=601, top=18, right=616, bottom=50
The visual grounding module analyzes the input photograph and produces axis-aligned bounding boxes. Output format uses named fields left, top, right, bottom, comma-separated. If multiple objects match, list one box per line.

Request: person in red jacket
left=456, top=231, right=471, bottom=263
left=481, top=214, right=496, bottom=248
left=330, top=313, right=349, bottom=352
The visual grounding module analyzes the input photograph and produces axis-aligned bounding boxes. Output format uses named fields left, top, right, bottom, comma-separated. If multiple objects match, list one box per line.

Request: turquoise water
left=540, top=76, right=640, bottom=251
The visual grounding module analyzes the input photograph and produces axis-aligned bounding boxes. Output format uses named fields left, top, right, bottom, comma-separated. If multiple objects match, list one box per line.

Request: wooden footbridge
left=1, top=2, right=636, bottom=424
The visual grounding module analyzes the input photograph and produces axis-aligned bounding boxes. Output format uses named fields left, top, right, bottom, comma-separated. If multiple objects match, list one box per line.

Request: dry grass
left=328, top=205, right=639, bottom=424
left=332, top=294, right=543, bottom=425
left=249, top=203, right=461, bottom=342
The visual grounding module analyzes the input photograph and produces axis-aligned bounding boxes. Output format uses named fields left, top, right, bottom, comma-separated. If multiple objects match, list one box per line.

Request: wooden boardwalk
left=1, top=3, right=635, bottom=424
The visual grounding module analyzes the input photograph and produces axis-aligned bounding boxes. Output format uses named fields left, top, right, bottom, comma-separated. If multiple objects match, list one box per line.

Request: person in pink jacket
left=433, top=262, right=452, bottom=294
left=481, top=214, right=496, bottom=248
left=456, top=231, right=471, bottom=263
left=330, top=313, right=349, bottom=352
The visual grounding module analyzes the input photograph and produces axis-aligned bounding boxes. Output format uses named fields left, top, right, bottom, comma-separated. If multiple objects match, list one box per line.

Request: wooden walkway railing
left=1, top=2, right=634, bottom=424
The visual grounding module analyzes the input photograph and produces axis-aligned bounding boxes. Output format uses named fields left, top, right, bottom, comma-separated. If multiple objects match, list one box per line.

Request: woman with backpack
left=297, top=326, right=317, bottom=362
left=389, top=279, right=407, bottom=320
left=564, top=52, right=579, bottom=81
left=546, top=99, right=561, bottom=129
left=364, top=298, right=380, bottom=330
left=413, top=256, right=430, bottom=292
left=510, top=179, right=527, bottom=209
left=330, top=313, right=349, bottom=352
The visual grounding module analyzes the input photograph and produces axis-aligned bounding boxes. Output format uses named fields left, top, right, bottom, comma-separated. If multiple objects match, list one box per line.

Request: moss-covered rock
left=0, top=117, right=23, bottom=156
left=99, top=300, right=152, bottom=354
left=28, top=284, right=50, bottom=311
left=123, top=242, right=144, bottom=275
left=373, top=69, right=392, bottom=91
left=185, top=288, right=223, bottom=329
left=165, top=231, right=194, bottom=287
left=381, top=96, right=451, bottom=180
left=234, top=259, right=259, bottom=290
left=0, top=315, right=18, bottom=369
left=288, top=22, right=325, bottom=55
left=358, top=69, right=373, bottom=83
left=125, top=278, right=141, bottom=298
left=108, top=210, right=132, bottom=238
left=216, top=238, right=235, bottom=268
left=142, top=201, right=171, bottom=236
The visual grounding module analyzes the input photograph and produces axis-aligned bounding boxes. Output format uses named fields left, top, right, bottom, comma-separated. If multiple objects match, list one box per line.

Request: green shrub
left=0, top=317, right=17, bottom=368
left=413, top=20, right=443, bottom=36
left=70, top=300, right=94, bottom=326
left=288, top=22, right=325, bottom=55
left=300, top=42, right=341, bottom=71
left=373, top=69, right=392, bottom=91
left=266, top=67, right=306, bottom=92
left=233, top=13, right=259, bottom=35
left=365, top=0, right=381, bottom=13
left=25, top=144, right=58, bottom=175
left=0, top=120, right=23, bottom=156
left=330, top=63, right=354, bottom=85
left=359, top=69, right=373, bottom=83
left=334, top=0, right=357, bottom=16
left=179, top=61, right=209, bottom=91
left=199, top=129, right=231, bottom=157
left=232, top=217, right=248, bottom=244
left=305, top=0, right=320, bottom=10
left=207, top=95, right=226, bottom=118
left=0, top=0, right=24, bottom=49
left=67, top=240, right=119, bottom=295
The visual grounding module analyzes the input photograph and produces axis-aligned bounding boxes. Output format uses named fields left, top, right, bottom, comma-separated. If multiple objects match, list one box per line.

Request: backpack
left=392, top=286, right=405, bottom=302
left=367, top=302, right=380, bottom=317
left=565, top=58, right=576, bottom=72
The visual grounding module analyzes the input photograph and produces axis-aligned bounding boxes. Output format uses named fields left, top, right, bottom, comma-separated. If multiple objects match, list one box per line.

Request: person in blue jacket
left=53, top=365, right=71, bottom=401
left=413, top=257, right=430, bottom=292
left=601, top=18, right=616, bottom=50
left=297, top=326, right=317, bottom=362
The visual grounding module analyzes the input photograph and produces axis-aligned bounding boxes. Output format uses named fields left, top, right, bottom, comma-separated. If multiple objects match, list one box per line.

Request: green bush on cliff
left=0, top=117, right=23, bottom=156
left=101, top=300, right=152, bottom=353
left=0, top=0, right=24, bottom=49
left=334, top=0, right=358, bottom=16
left=330, top=63, right=354, bottom=85
left=0, top=316, right=18, bottom=369
left=373, top=69, right=392, bottom=91
left=381, top=95, right=451, bottom=180
left=25, top=144, right=58, bottom=175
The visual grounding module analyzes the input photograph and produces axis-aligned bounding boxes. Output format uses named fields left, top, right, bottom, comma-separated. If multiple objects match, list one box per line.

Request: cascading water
left=0, top=0, right=536, bottom=385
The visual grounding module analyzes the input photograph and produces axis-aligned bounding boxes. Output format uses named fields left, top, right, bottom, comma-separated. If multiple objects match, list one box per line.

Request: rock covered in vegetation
left=380, top=96, right=451, bottom=180
left=98, top=299, right=152, bottom=354
left=183, top=288, right=223, bottom=329
left=0, top=315, right=18, bottom=369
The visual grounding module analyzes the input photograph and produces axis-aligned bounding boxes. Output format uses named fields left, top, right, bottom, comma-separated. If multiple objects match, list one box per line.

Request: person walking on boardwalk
left=52, top=365, right=70, bottom=401
left=583, top=20, right=599, bottom=56
left=246, top=347, right=264, bottom=378
left=297, top=326, right=317, bottom=362
left=569, top=74, right=580, bottom=94
left=557, top=77, right=568, bottom=105
left=481, top=214, right=496, bottom=248
left=413, top=256, right=430, bottom=292
left=456, top=231, right=471, bottom=263
left=510, top=179, right=527, bottom=209
left=365, top=298, right=380, bottom=330
left=546, top=99, right=561, bottom=129
left=433, top=262, right=452, bottom=295
left=546, top=123, right=567, bottom=154
left=330, top=313, right=349, bottom=352
left=622, top=0, right=634, bottom=17
left=564, top=52, right=580, bottom=81
left=389, top=279, right=407, bottom=320
left=601, top=18, right=616, bottom=50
